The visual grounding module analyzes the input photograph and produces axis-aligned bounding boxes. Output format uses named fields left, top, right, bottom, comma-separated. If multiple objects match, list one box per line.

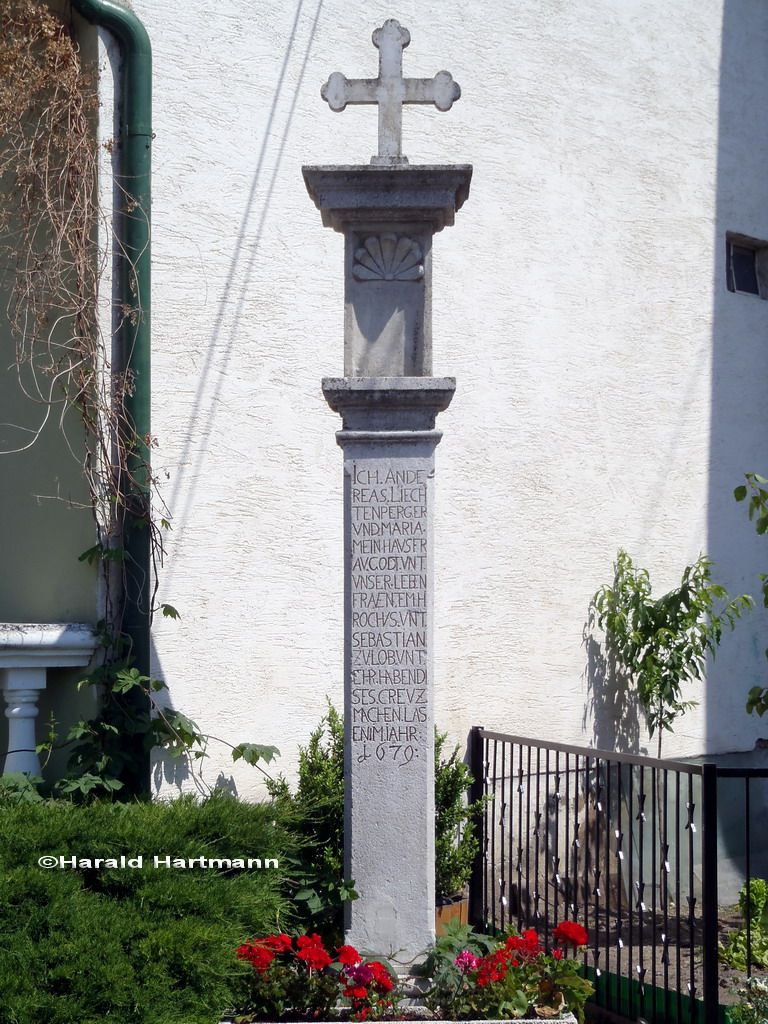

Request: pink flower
left=455, top=950, right=480, bottom=973
left=346, top=962, right=374, bottom=985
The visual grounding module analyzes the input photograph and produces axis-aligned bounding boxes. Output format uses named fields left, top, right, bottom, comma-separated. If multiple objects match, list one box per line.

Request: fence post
left=701, top=762, right=719, bottom=1024
left=468, top=726, right=485, bottom=928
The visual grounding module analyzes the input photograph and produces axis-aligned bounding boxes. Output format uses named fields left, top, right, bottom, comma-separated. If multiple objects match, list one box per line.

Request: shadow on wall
left=149, top=636, right=241, bottom=798
left=163, top=0, right=325, bottom=592
left=582, top=613, right=643, bottom=755
left=707, top=3, right=768, bottom=760
left=589, top=7, right=768, bottom=765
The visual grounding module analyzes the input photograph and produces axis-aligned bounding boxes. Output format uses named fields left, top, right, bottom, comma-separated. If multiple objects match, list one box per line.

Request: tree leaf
left=231, top=743, right=280, bottom=766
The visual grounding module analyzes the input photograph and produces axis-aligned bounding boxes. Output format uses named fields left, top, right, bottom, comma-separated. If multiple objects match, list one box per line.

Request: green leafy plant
left=720, top=878, right=768, bottom=970
left=423, top=921, right=593, bottom=1023
left=592, top=549, right=752, bottom=756
left=435, top=731, right=487, bottom=899
left=0, top=771, right=45, bottom=803
left=420, top=918, right=498, bottom=988
left=728, top=976, right=768, bottom=1024
left=735, top=473, right=768, bottom=717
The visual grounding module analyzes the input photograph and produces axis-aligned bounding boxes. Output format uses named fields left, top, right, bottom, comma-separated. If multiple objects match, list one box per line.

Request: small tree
left=592, top=549, right=752, bottom=757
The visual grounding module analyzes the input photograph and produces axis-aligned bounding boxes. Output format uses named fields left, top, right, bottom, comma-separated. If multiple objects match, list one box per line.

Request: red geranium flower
left=346, top=985, right=368, bottom=999
left=476, top=950, right=508, bottom=986
left=369, top=961, right=394, bottom=992
left=505, top=929, right=541, bottom=958
left=554, top=920, right=588, bottom=947
left=237, top=943, right=276, bottom=973
left=297, top=944, right=332, bottom=969
left=296, top=932, right=325, bottom=950
left=337, top=944, right=361, bottom=965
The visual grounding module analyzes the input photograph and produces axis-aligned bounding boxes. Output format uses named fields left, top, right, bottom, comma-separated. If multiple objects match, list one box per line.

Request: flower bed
left=422, top=922, right=592, bottom=1023
left=221, top=1017, right=577, bottom=1023
left=229, top=923, right=592, bottom=1023
left=233, top=933, right=398, bottom=1021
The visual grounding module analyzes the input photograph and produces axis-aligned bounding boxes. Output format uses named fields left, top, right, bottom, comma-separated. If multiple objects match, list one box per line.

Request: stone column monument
left=303, top=19, right=471, bottom=966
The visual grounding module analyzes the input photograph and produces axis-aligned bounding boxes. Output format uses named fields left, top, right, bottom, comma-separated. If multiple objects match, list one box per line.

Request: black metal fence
left=468, top=728, right=768, bottom=1024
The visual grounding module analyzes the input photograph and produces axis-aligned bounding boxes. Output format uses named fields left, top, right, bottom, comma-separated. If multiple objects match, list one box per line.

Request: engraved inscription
left=350, top=462, right=429, bottom=768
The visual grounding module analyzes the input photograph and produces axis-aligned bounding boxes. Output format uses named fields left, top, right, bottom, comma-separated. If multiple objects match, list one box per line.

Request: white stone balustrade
left=0, top=623, right=96, bottom=777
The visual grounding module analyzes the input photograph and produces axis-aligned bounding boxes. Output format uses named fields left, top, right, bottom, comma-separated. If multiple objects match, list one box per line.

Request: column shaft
left=324, top=377, right=454, bottom=964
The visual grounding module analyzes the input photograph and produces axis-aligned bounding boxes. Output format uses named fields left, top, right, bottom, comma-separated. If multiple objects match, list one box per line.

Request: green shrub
left=592, top=549, right=751, bottom=757
left=0, top=794, right=295, bottom=1024
left=435, top=731, right=484, bottom=899
left=267, top=702, right=355, bottom=944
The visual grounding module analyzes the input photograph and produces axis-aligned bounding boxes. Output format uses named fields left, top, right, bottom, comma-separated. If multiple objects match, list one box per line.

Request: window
left=727, top=232, right=768, bottom=298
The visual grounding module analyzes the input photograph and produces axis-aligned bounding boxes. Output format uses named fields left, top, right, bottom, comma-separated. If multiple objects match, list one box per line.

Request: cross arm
left=322, top=73, right=379, bottom=111
left=402, top=71, right=461, bottom=110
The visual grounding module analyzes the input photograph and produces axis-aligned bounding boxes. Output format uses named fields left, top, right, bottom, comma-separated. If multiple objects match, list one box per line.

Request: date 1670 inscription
left=349, top=463, right=431, bottom=769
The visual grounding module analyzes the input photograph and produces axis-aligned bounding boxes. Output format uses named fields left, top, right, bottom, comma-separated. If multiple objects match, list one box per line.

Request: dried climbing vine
left=0, top=2, right=277, bottom=799
left=0, top=0, right=158, bottom=631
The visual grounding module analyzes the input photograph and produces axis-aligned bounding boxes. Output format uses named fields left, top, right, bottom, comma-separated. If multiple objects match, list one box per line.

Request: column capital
left=322, top=376, right=455, bottom=440
left=303, top=165, right=472, bottom=233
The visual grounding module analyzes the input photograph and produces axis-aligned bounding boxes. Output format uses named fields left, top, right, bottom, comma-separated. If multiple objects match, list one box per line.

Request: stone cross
left=305, top=18, right=471, bottom=969
left=321, top=19, right=461, bottom=165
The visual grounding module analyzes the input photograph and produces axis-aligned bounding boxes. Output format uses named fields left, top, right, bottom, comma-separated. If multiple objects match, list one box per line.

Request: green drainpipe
left=71, top=0, right=152, bottom=792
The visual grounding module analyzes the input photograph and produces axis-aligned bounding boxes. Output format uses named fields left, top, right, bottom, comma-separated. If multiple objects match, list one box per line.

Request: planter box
left=435, top=893, right=469, bottom=935
left=220, top=1017, right=578, bottom=1023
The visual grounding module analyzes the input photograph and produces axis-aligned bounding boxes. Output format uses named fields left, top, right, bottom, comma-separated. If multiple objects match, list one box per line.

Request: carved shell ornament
left=353, top=234, right=424, bottom=282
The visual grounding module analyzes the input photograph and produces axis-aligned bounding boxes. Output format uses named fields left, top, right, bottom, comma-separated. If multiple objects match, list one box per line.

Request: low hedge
left=0, top=794, right=295, bottom=1024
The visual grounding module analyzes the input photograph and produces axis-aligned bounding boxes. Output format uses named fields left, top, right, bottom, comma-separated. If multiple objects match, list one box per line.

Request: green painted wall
left=0, top=357, right=97, bottom=624
left=0, top=2, right=102, bottom=782
left=0, top=2, right=98, bottom=627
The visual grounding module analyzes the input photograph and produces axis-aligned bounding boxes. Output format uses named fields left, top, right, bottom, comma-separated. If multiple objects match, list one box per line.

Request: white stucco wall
left=96, top=0, right=768, bottom=798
